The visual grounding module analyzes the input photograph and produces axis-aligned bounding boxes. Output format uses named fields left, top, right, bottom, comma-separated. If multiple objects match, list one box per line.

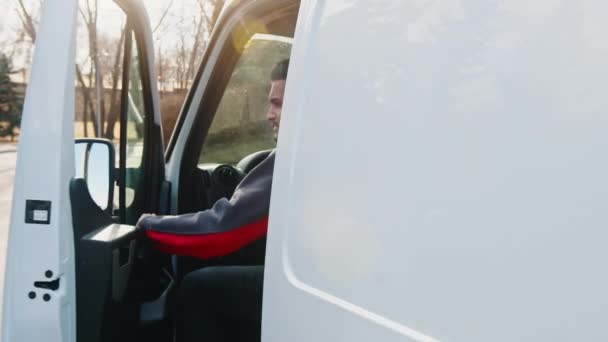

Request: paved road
left=0, top=149, right=17, bottom=326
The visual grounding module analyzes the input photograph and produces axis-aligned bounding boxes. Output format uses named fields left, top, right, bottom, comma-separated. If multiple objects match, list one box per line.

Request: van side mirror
left=74, top=139, right=116, bottom=213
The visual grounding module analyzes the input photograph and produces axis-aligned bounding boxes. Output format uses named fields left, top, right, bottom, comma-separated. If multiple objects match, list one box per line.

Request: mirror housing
left=74, top=138, right=116, bottom=213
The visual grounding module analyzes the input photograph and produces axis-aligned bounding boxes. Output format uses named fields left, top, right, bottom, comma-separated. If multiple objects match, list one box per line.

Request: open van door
left=2, top=0, right=168, bottom=341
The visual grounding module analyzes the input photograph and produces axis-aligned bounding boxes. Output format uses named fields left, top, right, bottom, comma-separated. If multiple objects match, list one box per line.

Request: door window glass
left=122, top=30, right=149, bottom=222
left=126, top=31, right=146, bottom=170
left=199, top=34, right=292, bottom=165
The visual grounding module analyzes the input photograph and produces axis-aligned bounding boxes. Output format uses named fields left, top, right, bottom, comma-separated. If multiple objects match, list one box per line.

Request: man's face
left=267, top=79, right=286, bottom=139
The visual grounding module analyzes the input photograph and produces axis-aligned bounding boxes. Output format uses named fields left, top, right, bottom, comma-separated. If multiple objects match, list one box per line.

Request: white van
left=4, top=0, right=608, bottom=341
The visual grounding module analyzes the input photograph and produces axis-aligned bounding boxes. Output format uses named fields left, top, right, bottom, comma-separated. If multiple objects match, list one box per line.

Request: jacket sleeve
left=138, top=151, right=275, bottom=259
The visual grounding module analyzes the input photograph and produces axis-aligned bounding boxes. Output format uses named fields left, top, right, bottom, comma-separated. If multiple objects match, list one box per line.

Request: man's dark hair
left=271, top=59, right=290, bottom=81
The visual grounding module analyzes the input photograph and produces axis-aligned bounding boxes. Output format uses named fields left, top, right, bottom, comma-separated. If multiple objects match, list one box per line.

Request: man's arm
left=138, top=152, right=275, bottom=259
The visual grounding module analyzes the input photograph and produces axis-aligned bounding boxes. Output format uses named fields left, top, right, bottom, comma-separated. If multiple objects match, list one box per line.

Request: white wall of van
left=263, top=1, right=608, bottom=341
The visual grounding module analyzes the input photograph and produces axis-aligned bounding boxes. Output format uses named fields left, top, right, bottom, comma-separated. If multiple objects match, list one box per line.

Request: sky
left=0, top=0, right=193, bottom=40
left=0, top=0, right=210, bottom=75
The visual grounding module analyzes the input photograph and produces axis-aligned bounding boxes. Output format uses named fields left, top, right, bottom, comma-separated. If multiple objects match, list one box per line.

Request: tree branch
left=209, top=0, right=225, bottom=32
left=85, top=0, right=93, bottom=20
left=15, top=0, right=37, bottom=42
left=197, top=0, right=211, bottom=27
left=104, top=26, right=126, bottom=138
left=152, top=0, right=174, bottom=34
left=79, top=7, right=89, bottom=27
left=76, top=64, right=98, bottom=135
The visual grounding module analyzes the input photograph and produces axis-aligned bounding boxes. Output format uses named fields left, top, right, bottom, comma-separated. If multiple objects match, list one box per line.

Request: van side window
left=73, top=2, right=150, bottom=221
left=73, top=3, right=128, bottom=212
left=198, top=34, right=292, bottom=165
left=74, top=7, right=125, bottom=141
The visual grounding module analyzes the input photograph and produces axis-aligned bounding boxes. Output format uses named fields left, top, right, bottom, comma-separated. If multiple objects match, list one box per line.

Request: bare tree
left=207, top=0, right=225, bottom=32
left=174, top=29, right=189, bottom=90
left=152, top=1, right=173, bottom=93
left=166, top=0, right=225, bottom=90
left=13, top=0, right=228, bottom=140
left=103, top=29, right=126, bottom=139
left=79, top=0, right=104, bottom=137
left=152, top=0, right=174, bottom=35
left=76, top=0, right=128, bottom=139
left=13, top=0, right=42, bottom=81
left=185, top=0, right=225, bottom=84
left=183, top=0, right=208, bottom=85
left=15, top=0, right=38, bottom=43
left=157, top=42, right=176, bottom=93
left=76, top=65, right=97, bottom=136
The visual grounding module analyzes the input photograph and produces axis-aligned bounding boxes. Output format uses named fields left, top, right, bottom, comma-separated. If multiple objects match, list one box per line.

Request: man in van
left=136, top=59, right=290, bottom=342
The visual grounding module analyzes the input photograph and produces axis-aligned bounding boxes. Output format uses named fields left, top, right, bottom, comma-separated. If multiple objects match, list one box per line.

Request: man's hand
left=136, top=213, right=156, bottom=230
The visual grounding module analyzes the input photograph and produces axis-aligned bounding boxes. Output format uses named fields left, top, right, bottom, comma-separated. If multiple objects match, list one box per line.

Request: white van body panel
left=1, top=0, right=78, bottom=341
left=264, top=0, right=608, bottom=341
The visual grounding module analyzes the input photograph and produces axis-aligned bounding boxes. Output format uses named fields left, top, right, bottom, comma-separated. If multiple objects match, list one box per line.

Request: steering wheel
left=236, top=149, right=273, bottom=174
left=210, top=164, right=245, bottom=199
left=209, top=149, right=273, bottom=201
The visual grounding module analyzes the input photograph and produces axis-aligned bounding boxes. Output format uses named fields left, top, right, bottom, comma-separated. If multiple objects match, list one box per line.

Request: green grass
left=199, top=134, right=275, bottom=165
